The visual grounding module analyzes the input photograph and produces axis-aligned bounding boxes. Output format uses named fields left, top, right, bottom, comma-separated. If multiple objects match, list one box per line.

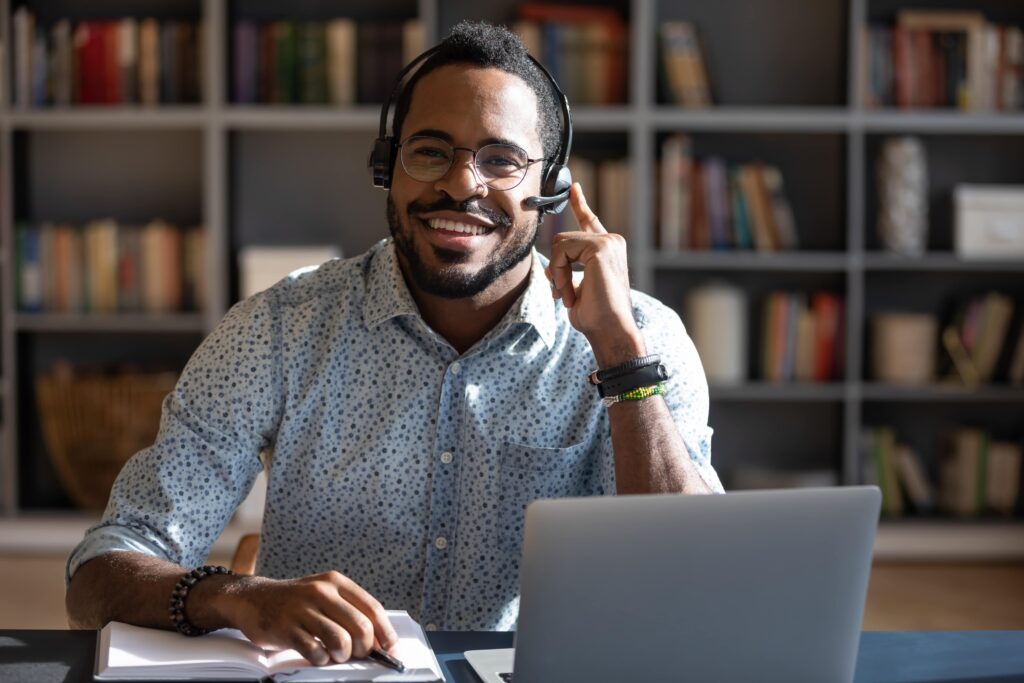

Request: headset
left=368, top=45, right=574, bottom=216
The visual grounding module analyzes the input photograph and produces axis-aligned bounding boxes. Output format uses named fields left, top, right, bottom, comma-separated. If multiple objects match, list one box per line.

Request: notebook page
left=265, top=611, right=442, bottom=681
left=101, top=621, right=264, bottom=676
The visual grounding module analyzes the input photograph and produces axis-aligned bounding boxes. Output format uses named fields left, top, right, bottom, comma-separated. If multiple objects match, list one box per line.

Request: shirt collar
left=362, top=239, right=558, bottom=350
left=362, top=239, right=421, bottom=329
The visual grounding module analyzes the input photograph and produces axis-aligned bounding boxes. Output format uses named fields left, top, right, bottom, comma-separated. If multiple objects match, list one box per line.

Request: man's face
left=387, top=64, right=545, bottom=299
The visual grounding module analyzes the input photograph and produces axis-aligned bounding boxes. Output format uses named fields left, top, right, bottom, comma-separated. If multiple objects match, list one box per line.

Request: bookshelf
left=0, top=0, right=1022, bottom=560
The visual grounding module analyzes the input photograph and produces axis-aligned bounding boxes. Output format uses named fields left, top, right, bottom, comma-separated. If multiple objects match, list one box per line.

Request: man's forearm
left=608, top=395, right=713, bottom=495
left=65, top=552, right=236, bottom=630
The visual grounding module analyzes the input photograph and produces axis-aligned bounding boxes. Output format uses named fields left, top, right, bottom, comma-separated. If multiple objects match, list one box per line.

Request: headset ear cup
left=368, top=138, right=396, bottom=189
left=541, top=164, right=573, bottom=215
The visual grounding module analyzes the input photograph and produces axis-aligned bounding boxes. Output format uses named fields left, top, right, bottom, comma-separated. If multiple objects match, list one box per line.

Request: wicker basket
left=35, top=367, right=178, bottom=511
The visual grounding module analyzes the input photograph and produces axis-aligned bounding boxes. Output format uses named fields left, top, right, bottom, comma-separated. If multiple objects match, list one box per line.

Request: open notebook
left=95, top=610, right=443, bottom=682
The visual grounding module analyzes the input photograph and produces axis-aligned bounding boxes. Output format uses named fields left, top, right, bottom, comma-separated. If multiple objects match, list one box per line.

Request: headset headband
left=377, top=46, right=572, bottom=167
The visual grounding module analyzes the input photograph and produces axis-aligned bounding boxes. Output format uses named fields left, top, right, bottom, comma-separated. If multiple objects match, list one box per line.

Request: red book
left=893, top=26, right=913, bottom=108
left=75, top=22, right=104, bottom=104
left=812, top=292, right=841, bottom=381
left=103, top=21, right=121, bottom=103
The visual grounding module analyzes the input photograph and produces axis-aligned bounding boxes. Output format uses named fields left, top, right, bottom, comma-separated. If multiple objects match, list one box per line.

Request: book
left=95, top=612, right=443, bottom=681
left=238, top=245, right=342, bottom=298
left=895, top=444, right=936, bottom=513
left=326, top=19, right=357, bottom=105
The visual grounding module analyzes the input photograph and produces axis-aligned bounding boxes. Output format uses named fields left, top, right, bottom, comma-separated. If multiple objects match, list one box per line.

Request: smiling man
left=65, top=22, right=722, bottom=668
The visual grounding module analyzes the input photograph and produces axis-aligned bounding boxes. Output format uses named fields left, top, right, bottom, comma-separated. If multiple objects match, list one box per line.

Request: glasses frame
left=397, top=135, right=548, bottom=191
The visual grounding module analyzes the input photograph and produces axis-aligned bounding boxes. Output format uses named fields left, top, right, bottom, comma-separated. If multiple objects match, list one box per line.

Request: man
left=65, top=21, right=722, bottom=667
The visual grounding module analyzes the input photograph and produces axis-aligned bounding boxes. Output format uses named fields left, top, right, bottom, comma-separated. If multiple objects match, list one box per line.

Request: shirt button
left=440, top=451, right=453, bottom=464
left=434, top=536, right=448, bottom=550
left=425, top=623, right=438, bottom=631
left=450, top=361, right=461, bottom=375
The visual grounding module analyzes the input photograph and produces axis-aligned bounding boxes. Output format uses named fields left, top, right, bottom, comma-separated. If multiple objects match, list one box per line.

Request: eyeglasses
left=398, top=135, right=546, bottom=191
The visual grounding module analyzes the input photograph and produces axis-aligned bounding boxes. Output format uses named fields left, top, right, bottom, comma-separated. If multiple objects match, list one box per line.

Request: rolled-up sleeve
left=66, top=291, right=284, bottom=583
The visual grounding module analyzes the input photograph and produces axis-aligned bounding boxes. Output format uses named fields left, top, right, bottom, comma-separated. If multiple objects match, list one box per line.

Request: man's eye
left=415, top=147, right=450, bottom=160
left=483, top=156, right=520, bottom=168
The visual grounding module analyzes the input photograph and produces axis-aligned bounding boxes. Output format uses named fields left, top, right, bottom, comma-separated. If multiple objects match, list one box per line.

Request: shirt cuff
left=65, top=523, right=173, bottom=585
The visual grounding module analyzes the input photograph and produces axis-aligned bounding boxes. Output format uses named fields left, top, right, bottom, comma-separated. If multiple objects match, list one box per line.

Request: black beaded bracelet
left=169, top=565, right=233, bottom=637
left=588, top=354, right=661, bottom=386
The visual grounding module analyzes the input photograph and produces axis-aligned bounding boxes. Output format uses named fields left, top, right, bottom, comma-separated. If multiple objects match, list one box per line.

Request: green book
left=273, top=21, right=296, bottom=104
left=299, top=21, right=327, bottom=104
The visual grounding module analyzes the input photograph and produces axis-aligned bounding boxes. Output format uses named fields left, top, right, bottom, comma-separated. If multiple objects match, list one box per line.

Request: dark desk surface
left=1, top=629, right=1023, bottom=682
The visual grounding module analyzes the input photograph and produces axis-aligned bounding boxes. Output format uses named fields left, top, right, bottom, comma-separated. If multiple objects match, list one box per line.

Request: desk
left=1, top=629, right=1022, bottom=682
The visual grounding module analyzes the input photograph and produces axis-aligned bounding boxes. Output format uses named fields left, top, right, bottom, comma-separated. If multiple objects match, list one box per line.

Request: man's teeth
left=427, top=218, right=488, bottom=236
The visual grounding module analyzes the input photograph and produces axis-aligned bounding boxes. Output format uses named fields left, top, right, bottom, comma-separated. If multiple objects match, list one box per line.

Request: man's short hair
left=391, top=21, right=562, bottom=171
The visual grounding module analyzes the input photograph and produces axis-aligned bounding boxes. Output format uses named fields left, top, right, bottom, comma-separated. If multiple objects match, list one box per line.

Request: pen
left=368, top=647, right=406, bottom=673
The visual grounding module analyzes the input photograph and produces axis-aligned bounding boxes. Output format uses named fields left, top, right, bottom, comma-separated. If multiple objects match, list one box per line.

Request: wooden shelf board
left=14, top=313, right=207, bottom=334
left=709, top=382, right=847, bottom=401
left=860, top=110, right=1024, bottom=134
left=875, top=520, right=1024, bottom=561
left=651, top=106, right=851, bottom=131
left=861, top=253, right=1024, bottom=272
left=8, top=107, right=206, bottom=129
left=861, top=383, right=1024, bottom=402
left=653, top=250, right=848, bottom=271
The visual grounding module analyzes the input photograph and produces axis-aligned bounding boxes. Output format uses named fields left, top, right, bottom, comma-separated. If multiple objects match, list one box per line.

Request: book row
left=16, top=221, right=206, bottom=314
left=862, top=10, right=1024, bottom=111
left=511, top=4, right=628, bottom=106
left=759, top=291, right=844, bottom=384
left=12, top=9, right=202, bottom=107
left=231, top=18, right=424, bottom=106
left=538, top=156, right=631, bottom=251
left=658, top=134, right=799, bottom=252
left=863, top=426, right=1022, bottom=518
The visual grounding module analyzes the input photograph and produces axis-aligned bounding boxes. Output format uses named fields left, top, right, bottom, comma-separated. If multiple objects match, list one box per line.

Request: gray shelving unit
left=1, top=0, right=1022, bottom=559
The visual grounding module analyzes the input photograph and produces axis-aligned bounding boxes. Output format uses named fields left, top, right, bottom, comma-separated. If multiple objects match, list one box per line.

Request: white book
left=327, top=19, right=356, bottom=106
left=119, top=18, right=139, bottom=103
left=96, top=612, right=443, bottom=681
left=659, top=134, right=690, bottom=252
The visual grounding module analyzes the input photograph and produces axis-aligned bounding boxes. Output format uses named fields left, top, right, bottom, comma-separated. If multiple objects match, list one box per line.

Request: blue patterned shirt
left=68, top=238, right=722, bottom=631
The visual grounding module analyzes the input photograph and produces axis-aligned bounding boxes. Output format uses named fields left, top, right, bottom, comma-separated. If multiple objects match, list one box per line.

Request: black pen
left=368, top=647, right=406, bottom=673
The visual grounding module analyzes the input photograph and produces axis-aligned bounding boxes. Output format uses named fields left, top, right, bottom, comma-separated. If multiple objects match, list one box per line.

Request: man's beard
left=387, top=195, right=538, bottom=299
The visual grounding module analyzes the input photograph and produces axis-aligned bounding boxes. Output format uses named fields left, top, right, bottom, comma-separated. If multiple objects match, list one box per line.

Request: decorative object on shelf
left=684, top=281, right=747, bottom=384
left=940, top=290, right=1014, bottom=387
left=34, top=362, right=178, bottom=510
left=877, top=136, right=928, bottom=256
left=237, top=245, right=342, bottom=300
left=871, top=312, right=937, bottom=384
left=954, top=184, right=1024, bottom=260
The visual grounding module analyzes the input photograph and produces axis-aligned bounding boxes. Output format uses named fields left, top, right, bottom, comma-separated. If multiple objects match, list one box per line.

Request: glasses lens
left=401, top=136, right=453, bottom=182
left=476, top=144, right=530, bottom=190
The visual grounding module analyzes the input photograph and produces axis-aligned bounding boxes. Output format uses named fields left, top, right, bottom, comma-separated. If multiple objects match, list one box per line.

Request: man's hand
left=215, top=571, right=399, bottom=667
left=545, top=182, right=646, bottom=367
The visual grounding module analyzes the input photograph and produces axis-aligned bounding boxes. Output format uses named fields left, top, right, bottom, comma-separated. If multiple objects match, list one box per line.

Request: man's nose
left=434, top=150, right=488, bottom=202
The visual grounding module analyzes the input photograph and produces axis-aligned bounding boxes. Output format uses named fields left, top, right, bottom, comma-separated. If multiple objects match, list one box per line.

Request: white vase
left=877, top=136, right=929, bottom=256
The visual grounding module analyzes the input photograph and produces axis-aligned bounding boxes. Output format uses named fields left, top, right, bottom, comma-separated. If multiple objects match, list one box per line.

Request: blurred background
left=1, top=0, right=1022, bottom=630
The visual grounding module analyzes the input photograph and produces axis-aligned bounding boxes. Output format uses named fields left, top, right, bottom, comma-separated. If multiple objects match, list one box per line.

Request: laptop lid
left=511, top=486, right=881, bottom=683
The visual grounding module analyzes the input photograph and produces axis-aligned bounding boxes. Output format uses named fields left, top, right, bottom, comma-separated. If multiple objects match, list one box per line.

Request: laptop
left=465, top=486, right=881, bottom=683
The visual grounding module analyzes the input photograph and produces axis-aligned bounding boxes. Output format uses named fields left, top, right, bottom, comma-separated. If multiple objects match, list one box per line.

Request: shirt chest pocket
left=497, top=439, right=595, bottom=552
